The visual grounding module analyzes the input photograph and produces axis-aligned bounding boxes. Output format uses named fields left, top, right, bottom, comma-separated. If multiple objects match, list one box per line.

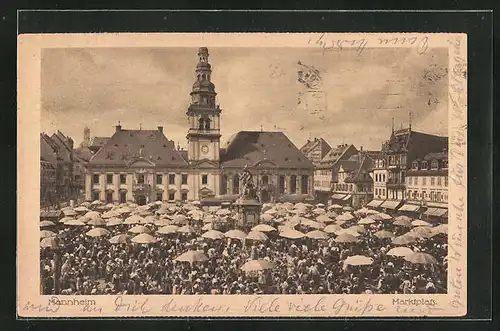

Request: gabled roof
left=300, top=138, right=332, bottom=161
left=89, top=137, right=110, bottom=151
left=318, top=143, right=358, bottom=168
left=40, top=133, right=59, bottom=152
left=88, top=129, right=188, bottom=167
left=220, top=131, right=314, bottom=168
left=344, top=153, right=375, bottom=183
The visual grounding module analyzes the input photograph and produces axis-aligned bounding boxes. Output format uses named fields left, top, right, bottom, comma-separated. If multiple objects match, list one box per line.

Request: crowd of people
left=40, top=201, right=448, bottom=295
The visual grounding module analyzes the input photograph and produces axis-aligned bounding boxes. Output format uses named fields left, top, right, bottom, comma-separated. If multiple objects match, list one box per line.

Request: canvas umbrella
left=40, top=237, right=59, bottom=249
left=412, top=219, right=431, bottom=227
left=128, top=203, right=138, bottom=208
left=316, top=215, right=335, bottom=223
left=87, top=217, right=106, bottom=227
left=316, top=203, right=325, bottom=208
left=40, top=230, right=56, bottom=239
left=391, top=234, right=416, bottom=245
left=116, top=206, right=133, bottom=215
left=109, top=234, right=131, bottom=244
left=387, top=247, right=414, bottom=257
left=86, top=227, right=110, bottom=237
left=139, top=215, right=156, bottom=224
left=373, top=213, right=392, bottom=221
left=260, top=214, right=274, bottom=223
left=347, top=225, right=366, bottom=234
left=40, top=221, right=55, bottom=228
left=106, top=217, right=124, bottom=226
left=224, top=229, right=247, bottom=240
left=74, top=206, right=89, bottom=213
left=80, top=201, right=91, bottom=208
left=157, top=225, right=180, bottom=234
left=300, top=219, right=325, bottom=229
left=335, top=228, right=360, bottom=237
left=305, top=230, right=329, bottom=240
left=251, top=224, right=276, bottom=232
left=329, top=204, right=343, bottom=209
left=409, top=226, right=434, bottom=239
left=101, top=210, right=119, bottom=219
left=240, top=259, right=276, bottom=272
left=336, top=213, right=354, bottom=222
left=84, top=211, right=101, bottom=220
left=175, top=250, right=208, bottom=264
left=63, top=209, right=77, bottom=217
left=154, top=218, right=171, bottom=227
left=404, top=252, right=439, bottom=264
left=323, top=224, right=342, bottom=234
left=90, top=200, right=102, bottom=206
left=394, top=215, right=413, bottom=223
left=433, top=224, right=448, bottom=234
left=131, top=233, right=157, bottom=244
left=393, top=219, right=412, bottom=227
left=64, top=219, right=86, bottom=226
left=128, top=225, right=151, bottom=234
left=58, top=216, right=75, bottom=224
left=312, top=208, right=326, bottom=215
left=208, top=206, right=220, bottom=213
left=124, top=215, right=145, bottom=225
left=203, top=215, right=218, bottom=224
left=201, top=223, right=213, bottom=231
left=343, top=255, right=374, bottom=266
left=326, top=211, right=338, bottom=218
left=171, top=214, right=188, bottom=225
left=264, top=208, right=277, bottom=215
left=374, top=230, right=395, bottom=239
left=354, top=207, right=371, bottom=215
left=334, top=233, right=359, bottom=243
left=177, top=225, right=196, bottom=234
left=202, top=230, right=225, bottom=240
left=358, top=217, right=375, bottom=225
left=246, top=231, right=269, bottom=241
left=343, top=206, right=354, bottom=211
left=279, top=228, right=305, bottom=239
left=187, top=209, right=204, bottom=217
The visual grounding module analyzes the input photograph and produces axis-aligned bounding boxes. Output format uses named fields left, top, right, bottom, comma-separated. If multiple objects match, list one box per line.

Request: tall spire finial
left=409, top=110, right=412, bottom=131
left=139, top=123, right=142, bottom=130
left=260, top=124, right=263, bottom=132
left=391, top=118, right=394, bottom=134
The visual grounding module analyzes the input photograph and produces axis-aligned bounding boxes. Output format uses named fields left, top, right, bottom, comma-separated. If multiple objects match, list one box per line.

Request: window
left=261, top=175, right=269, bottom=185
left=349, top=184, right=353, bottom=191
left=106, top=191, right=113, bottom=203
left=169, top=174, right=175, bottom=185
left=120, top=191, right=127, bottom=203
left=445, top=176, right=448, bottom=187
left=181, top=192, right=187, bottom=201
left=437, top=177, right=442, bottom=186
left=430, top=191, right=435, bottom=201
left=421, top=161, right=428, bottom=170
left=120, top=174, right=126, bottom=184
left=382, top=189, right=386, bottom=196
left=156, top=192, right=163, bottom=201
left=414, top=177, right=418, bottom=185
left=422, top=177, right=427, bottom=185
left=442, top=160, right=448, bottom=169
left=181, top=174, right=188, bottom=185
left=93, top=174, right=100, bottom=184
left=382, top=174, right=386, bottom=182
left=408, top=177, right=412, bottom=185
left=436, top=192, right=442, bottom=201
left=202, top=174, right=208, bottom=185
left=290, top=175, right=297, bottom=193
left=431, top=160, right=438, bottom=170
left=221, top=175, right=228, bottom=195
left=204, top=118, right=211, bottom=130
left=156, top=174, right=163, bottom=184
left=106, top=174, right=113, bottom=184
left=279, top=175, right=285, bottom=194
left=412, top=161, right=419, bottom=170
left=431, top=177, right=435, bottom=186
left=137, top=174, right=145, bottom=184
left=92, top=191, right=100, bottom=201
left=168, top=192, right=175, bottom=201
left=233, top=175, right=240, bottom=194
left=301, top=175, right=309, bottom=194
left=198, top=118, right=205, bottom=130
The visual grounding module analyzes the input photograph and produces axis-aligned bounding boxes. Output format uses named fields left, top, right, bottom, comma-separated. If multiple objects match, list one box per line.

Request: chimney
left=158, top=126, right=163, bottom=133
left=116, top=121, right=122, bottom=132
left=360, top=146, right=363, bottom=152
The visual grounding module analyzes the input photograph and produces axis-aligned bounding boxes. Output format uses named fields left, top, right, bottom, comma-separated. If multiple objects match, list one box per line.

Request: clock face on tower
left=201, top=145, right=209, bottom=154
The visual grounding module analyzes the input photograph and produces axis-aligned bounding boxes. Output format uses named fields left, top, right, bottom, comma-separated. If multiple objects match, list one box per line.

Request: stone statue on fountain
left=239, top=165, right=259, bottom=202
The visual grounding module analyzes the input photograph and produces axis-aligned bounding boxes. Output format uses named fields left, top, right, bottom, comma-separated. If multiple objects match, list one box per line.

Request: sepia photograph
left=18, top=32, right=467, bottom=317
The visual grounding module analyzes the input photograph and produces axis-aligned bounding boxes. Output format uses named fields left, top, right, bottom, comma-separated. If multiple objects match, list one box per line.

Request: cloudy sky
left=41, top=46, right=448, bottom=150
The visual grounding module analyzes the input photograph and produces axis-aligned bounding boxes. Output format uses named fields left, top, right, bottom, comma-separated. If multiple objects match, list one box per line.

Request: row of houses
left=300, top=123, right=449, bottom=219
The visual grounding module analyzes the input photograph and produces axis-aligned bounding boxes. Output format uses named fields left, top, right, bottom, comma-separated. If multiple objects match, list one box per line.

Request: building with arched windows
left=84, top=47, right=315, bottom=205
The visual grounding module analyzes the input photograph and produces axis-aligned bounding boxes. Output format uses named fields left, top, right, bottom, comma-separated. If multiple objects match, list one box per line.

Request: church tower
left=186, top=47, right=221, bottom=162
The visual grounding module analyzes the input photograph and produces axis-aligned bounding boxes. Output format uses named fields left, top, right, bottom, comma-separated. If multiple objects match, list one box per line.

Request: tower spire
left=409, top=110, right=412, bottom=131
left=391, top=117, right=394, bottom=134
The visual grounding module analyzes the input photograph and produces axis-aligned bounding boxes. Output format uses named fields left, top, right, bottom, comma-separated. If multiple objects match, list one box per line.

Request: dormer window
left=421, top=161, right=428, bottom=170
left=431, top=160, right=438, bottom=170
left=412, top=161, right=419, bottom=170
left=442, top=160, right=448, bottom=169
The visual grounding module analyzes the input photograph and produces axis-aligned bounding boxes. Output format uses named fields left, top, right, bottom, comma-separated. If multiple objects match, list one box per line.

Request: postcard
left=17, top=32, right=467, bottom=317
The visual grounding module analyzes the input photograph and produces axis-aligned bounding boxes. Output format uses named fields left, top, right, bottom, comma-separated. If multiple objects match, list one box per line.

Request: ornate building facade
left=84, top=47, right=315, bottom=205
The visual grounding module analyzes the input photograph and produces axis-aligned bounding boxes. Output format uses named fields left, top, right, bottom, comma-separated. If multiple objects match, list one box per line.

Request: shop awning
left=366, top=199, right=385, bottom=208
left=424, top=207, right=448, bottom=217
left=331, top=193, right=347, bottom=200
left=380, top=200, right=402, bottom=210
left=398, top=204, right=421, bottom=212
left=342, top=194, right=352, bottom=201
